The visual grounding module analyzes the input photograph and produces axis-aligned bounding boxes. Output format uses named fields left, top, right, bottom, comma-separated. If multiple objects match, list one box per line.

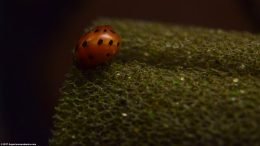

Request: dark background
left=2, top=0, right=260, bottom=145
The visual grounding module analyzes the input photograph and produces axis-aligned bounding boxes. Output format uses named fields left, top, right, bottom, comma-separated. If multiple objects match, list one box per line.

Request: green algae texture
left=50, top=19, right=260, bottom=146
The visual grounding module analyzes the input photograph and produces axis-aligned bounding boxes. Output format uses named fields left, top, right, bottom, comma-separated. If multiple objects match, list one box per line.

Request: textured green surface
left=50, top=19, right=260, bottom=146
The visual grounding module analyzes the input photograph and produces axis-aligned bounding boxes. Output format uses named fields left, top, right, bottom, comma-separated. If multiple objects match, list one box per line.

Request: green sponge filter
left=50, top=19, right=260, bottom=146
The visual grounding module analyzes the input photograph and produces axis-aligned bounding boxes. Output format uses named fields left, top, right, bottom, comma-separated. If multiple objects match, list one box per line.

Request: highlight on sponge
left=50, top=19, right=260, bottom=146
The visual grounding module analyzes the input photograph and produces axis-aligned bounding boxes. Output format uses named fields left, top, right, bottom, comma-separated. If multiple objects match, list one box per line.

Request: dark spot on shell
left=82, top=41, right=88, bottom=48
left=94, top=29, right=99, bottom=33
left=88, top=54, right=94, bottom=60
left=98, top=39, right=103, bottom=45
left=104, top=29, right=107, bottom=32
left=106, top=53, right=111, bottom=57
left=117, top=42, right=120, bottom=47
left=109, top=40, right=113, bottom=46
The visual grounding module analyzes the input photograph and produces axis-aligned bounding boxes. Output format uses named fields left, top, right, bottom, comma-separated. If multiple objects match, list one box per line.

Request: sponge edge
left=50, top=19, right=260, bottom=146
